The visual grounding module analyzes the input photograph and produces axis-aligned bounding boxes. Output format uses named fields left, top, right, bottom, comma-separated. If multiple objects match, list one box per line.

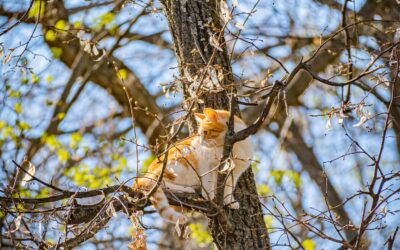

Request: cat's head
left=195, top=108, right=229, bottom=144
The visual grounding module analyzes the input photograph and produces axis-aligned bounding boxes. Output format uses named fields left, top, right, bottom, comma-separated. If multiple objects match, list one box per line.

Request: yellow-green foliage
left=264, top=216, right=273, bottom=232
left=302, top=239, right=316, bottom=250
left=140, top=154, right=156, bottom=174
left=270, top=169, right=301, bottom=189
left=28, top=0, right=46, bottom=18
left=45, top=30, right=56, bottom=41
left=65, top=163, right=123, bottom=189
left=50, top=47, right=62, bottom=58
left=0, top=121, right=16, bottom=141
left=257, top=184, right=270, bottom=196
left=14, top=103, right=22, bottom=114
left=70, top=133, right=82, bottom=149
left=117, top=68, right=127, bottom=80
left=92, top=12, right=115, bottom=30
left=189, top=223, right=213, bottom=246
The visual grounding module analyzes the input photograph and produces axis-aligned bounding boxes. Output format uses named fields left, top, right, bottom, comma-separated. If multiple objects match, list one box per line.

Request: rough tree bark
left=159, top=0, right=270, bottom=249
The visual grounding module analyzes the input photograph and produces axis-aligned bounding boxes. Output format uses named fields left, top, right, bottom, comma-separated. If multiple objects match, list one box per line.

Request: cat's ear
left=195, top=113, right=205, bottom=123
left=204, top=108, right=218, bottom=122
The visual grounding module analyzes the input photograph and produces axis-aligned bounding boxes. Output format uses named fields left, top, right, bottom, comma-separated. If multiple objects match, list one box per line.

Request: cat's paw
left=202, top=190, right=216, bottom=200
left=225, top=199, right=240, bottom=209
left=228, top=201, right=240, bottom=209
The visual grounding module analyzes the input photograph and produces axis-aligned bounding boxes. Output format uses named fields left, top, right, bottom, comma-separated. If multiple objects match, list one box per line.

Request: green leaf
left=110, top=153, right=119, bottom=161
left=118, top=157, right=127, bottom=168
left=50, top=47, right=62, bottom=59
left=117, top=69, right=127, bottom=80
left=45, top=100, right=53, bottom=106
left=70, top=132, right=82, bottom=148
left=57, top=148, right=69, bottom=163
left=257, top=184, right=270, bottom=196
left=141, top=154, right=155, bottom=174
left=2, top=126, right=14, bottom=139
left=73, top=21, right=82, bottom=28
left=0, top=121, right=6, bottom=129
left=54, top=20, right=67, bottom=31
left=302, top=239, right=316, bottom=250
left=270, top=170, right=301, bottom=189
left=14, top=103, right=22, bottom=114
left=17, top=121, right=30, bottom=130
left=44, top=135, right=61, bottom=150
left=46, top=75, right=53, bottom=84
left=57, top=112, right=65, bottom=120
left=8, top=90, right=21, bottom=98
left=46, top=239, right=55, bottom=246
left=99, top=13, right=115, bottom=26
left=270, top=170, right=284, bottom=185
left=251, top=155, right=260, bottom=175
left=31, top=74, right=39, bottom=84
left=188, top=223, right=212, bottom=246
left=21, top=78, right=29, bottom=84
left=35, top=188, right=49, bottom=198
left=264, top=216, right=273, bottom=231
left=108, top=25, right=117, bottom=35
left=45, top=30, right=56, bottom=42
left=92, top=12, right=115, bottom=30
left=28, top=0, right=46, bottom=18
left=287, top=170, right=301, bottom=189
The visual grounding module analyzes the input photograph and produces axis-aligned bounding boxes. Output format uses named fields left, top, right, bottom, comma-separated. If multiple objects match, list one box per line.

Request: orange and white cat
left=132, top=108, right=253, bottom=224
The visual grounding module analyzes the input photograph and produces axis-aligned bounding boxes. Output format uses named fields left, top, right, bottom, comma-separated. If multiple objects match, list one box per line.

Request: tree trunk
left=159, top=0, right=270, bottom=249
left=161, top=0, right=270, bottom=249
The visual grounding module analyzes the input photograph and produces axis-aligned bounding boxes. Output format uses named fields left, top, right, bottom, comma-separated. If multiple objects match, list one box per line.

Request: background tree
left=0, top=0, right=399, bottom=249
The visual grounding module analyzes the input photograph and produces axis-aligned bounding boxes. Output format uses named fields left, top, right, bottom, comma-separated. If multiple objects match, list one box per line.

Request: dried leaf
left=356, top=103, right=364, bottom=116
left=326, top=118, right=332, bottom=130
left=220, top=1, right=231, bottom=23
left=232, top=0, right=238, bottom=7
left=38, top=221, right=42, bottom=239
left=92, top=44, right=99, bottom=56
left=83, top=41, right=91, bottom=54
left=94, top=49, right=106, bottom=62
left=21, top=161, right=36, bottom=187
left=353, top=116, right=367, bottom=127
left=183, top=225, right=191, bottom=239
left=183, top=67, right=193, bottom=82
left=175, top=219, right=182, bottom=236
left=19, top=224, right=30, bottom=235
left=106, top=202, right=117, bottom=217
left=209, top=35, right=223, bottom=52
left=235, top=22, right=245, bottom=30
left=394, top=28, right=400, bottom=42
left=339, top=108, right=349, bottom=118
left=3, top=52, right=11, bottom=64
left=9, top=215, right=22, bottom=233
left=77, top=30, right=85, bottom=39
left=220, top=160, right=234, bottom=173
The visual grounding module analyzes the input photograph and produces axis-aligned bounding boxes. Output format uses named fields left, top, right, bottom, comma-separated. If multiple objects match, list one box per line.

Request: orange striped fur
left=132, top=108, right=253, bottom=224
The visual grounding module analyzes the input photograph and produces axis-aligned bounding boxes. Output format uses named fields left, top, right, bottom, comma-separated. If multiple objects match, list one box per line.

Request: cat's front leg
left=223, top=174, right=240, bottom=209
left=223, top=161, right=249, bottom=209
left=200, top=171, right=217, bottom=201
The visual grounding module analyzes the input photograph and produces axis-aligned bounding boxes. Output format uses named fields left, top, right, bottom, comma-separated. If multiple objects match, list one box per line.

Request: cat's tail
left=150, top=186, right=188, bottom=224
left=133, top=178, right=188, bottom=224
